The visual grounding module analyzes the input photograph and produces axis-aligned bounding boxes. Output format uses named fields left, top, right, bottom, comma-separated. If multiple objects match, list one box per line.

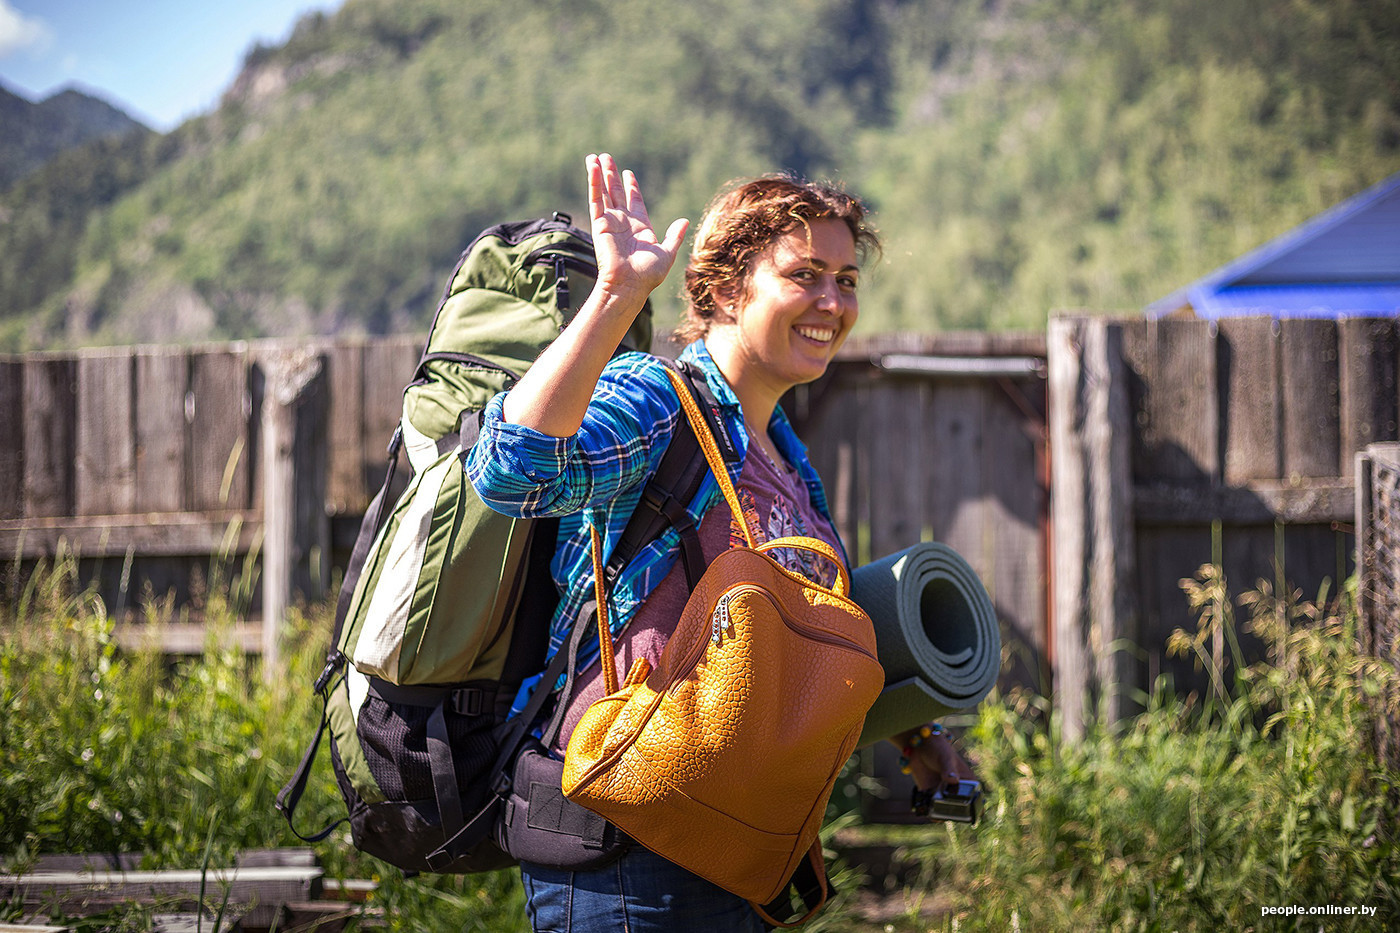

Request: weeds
left=893, top=565, right=1400, bottom=933
left=5, top=555, right=1397, bottom=932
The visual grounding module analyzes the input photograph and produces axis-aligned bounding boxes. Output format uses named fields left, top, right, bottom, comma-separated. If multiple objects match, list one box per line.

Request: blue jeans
left=520, top=846, right=766, bottom=933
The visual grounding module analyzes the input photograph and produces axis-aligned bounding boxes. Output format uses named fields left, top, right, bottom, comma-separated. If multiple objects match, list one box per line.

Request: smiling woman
left=464, top=155, right=973, bottom=931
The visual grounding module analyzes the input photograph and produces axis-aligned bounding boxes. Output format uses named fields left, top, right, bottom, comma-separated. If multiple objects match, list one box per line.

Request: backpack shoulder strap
left=602, top=357, right=738, bottom=593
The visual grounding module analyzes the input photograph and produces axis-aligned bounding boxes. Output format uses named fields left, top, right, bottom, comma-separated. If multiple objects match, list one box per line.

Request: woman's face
left=708, top=217, right=860, bottom=406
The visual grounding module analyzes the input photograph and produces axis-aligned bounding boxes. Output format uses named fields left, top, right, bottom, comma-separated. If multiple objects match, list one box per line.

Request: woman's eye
left=839, top=276, right=858, bottom=291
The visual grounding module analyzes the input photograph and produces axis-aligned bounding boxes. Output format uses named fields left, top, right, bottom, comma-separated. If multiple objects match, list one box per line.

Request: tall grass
left=5, top=553, right=1398, bottom=931
left=892, top=566, right=1400, bottom=932
left=0, top=549, right=527, bottom=932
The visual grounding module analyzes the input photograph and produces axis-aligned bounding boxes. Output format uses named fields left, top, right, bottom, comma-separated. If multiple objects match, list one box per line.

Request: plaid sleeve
left=465, top=354, right=680, bottom=518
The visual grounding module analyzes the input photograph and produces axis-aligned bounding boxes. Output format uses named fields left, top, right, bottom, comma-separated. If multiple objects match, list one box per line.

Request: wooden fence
left=4, top=318, right=1394, bottom=737
left=0, top=337, right=421, bottom=663
left=1049, top=315, right=1398, bottom=738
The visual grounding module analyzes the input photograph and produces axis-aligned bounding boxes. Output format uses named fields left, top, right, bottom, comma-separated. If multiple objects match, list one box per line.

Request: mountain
left=0, top=84, right=148, bottom=192
left=0, top=0, right=1397, bottom=349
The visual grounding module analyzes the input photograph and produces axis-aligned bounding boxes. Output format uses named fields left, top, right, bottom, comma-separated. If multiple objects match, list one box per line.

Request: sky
left=0, top=0, right=341, bottom=131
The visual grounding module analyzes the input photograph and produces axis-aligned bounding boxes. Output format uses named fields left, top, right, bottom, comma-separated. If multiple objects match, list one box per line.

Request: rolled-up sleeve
left=464, top=355, right=679, bottom=519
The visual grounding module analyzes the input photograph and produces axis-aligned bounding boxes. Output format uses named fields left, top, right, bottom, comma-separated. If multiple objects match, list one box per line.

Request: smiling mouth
left=795, top=325, right=837, bottom=343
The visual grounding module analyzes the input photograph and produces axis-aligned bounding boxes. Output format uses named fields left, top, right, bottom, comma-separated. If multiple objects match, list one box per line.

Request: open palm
left=587, top=153, right=689, bottom=308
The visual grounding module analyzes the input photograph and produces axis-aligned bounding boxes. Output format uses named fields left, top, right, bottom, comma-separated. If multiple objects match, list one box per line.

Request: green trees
left=1, top=0, right=1397, bottom=349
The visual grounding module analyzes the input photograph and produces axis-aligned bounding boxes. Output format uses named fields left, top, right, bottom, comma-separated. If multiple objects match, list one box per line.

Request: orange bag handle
left=590, top=368, right=851, bottom=692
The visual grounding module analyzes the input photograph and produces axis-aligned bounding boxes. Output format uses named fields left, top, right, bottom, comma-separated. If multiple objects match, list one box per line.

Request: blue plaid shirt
left=465, top=340, right=839, bottom=711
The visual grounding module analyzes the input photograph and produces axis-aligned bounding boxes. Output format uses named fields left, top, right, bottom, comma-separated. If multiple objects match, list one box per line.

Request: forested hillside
left=0, top=84, right=147, bottom=192
left=1, top=0, right=1397, bottom=348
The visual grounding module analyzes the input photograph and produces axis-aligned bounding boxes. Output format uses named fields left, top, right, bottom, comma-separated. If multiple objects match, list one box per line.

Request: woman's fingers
left=660, top=217, right=690, bottom=260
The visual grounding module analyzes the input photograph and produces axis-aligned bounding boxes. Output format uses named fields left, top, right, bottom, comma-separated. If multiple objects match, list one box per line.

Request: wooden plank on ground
left=76, top=351, right=136, bottom=517
left=22, top=358, right=76, bottom=519
left=186, top=348, right=250, bottom=512
left=1339, top=317, right=1399, bottom=475
left=0, top=358, right=22, bottom=519
left=1280, top=318, right=1341, bottom=480
left=135, top=348, right=189, bottom=513
left=1218, top=316, right=1280, bottom=483
left=112, top=621, right=263, bottom=654
left=0, top=866, right=322, bottom=917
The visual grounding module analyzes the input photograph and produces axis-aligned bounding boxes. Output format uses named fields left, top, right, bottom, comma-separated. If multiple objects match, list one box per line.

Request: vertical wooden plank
left=187, top=346, right=251, bottom=511
left=1280, top=318, right=1341, bottom=480
left=324, top=340, right=367, bottom=515
left=852, top=374, right=874, bottom=567
left=982, top=374, right=1049, bottom=692
left=261, top=348, right=329, bottom=675
left=361, top=337, right=418, bottom=492
left=1119, top=317, right=1154, bottom=485
left=1339, top=317, right=1399, bottom=474
left=1219, top=522, right=1277, bottom=665
left=23, top=357, right=76, bottom=519
left=1134, top=525, right=1213, bottom=696
left=75, top=350, right=136, bottom=516
left=1049, top=317, right=1138, bottom=736
left=1049, top=317, right=1091, bottom=739
left=1218, top=317, right=1281, bottom=484
left=134, top=347, right=189, bottom=513
left=1152, top=318, right=1220, bottom=484
left=866, top=378, right=921, bottom=562
left=0, top=359, right=22, bottom=519
left=927, top=380, right=984, bottom=557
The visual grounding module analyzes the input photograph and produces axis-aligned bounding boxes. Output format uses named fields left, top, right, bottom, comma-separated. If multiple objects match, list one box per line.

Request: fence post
left=1049, top=316, right=1139, bottom=742
left=259, top=347, right=328, bottom=680
left=1357, top=443, right=1400, bottom=778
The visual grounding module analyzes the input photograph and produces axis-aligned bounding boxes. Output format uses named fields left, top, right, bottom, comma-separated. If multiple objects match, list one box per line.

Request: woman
left=467, top=153, right=970, bottom=931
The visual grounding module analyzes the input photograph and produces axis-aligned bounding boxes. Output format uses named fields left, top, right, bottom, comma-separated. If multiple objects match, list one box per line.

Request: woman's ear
left=710, top=284, right=740, bottom=323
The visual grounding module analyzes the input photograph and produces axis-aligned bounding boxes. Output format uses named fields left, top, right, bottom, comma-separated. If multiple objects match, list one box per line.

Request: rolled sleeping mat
left=850, top=542, right=1000, bottom=746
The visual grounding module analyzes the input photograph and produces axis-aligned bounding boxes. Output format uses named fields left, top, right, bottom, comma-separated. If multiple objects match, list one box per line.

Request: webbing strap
left=274, top=674, right=347, bottom=843
left=424, top=608, right=585, bottom=871
left=426, top=703, right=465, bottom=838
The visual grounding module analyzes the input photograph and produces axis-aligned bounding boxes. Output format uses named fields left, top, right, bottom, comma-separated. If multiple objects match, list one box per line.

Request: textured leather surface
left=561, top=368, right=884, bottom=906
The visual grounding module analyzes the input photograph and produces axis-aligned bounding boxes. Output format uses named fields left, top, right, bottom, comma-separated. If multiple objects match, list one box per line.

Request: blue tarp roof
left=1147, top=171, right=1400, bottom=318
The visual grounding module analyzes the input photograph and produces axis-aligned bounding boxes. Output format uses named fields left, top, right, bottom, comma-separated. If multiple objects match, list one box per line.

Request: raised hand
left=587, top=153, right=689, bottom=309
left=498, top=155, right=687, bottom=436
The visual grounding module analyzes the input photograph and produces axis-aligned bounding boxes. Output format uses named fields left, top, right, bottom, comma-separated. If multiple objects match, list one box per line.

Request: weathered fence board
left=76, top=352, right=136, bottom=517
left=1218, top=316, right=1280, bottom=483
left=0, top=359, right=22, bottom=518
left=1339, top=318, right=1399, bottom=473
left=323, top=340, right=367, bottom=515
left=1052, top=314, right=1398, bottom=738
left=1280, top=318, right=1341, bottom=480
left=23, top=358, right=76, bottom=519
left=136, top=348, right=189, bottom=513
left=186, top=348, right=251, bottom=512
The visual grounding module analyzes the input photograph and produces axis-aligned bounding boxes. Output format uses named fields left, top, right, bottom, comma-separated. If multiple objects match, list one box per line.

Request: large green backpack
left=277, top=214, right=722, bottom=873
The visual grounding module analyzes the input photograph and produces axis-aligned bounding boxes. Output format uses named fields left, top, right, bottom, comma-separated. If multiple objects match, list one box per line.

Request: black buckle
left=450, top=687, right=484, bottom=717
left=313, top=651, right=345, bottom=696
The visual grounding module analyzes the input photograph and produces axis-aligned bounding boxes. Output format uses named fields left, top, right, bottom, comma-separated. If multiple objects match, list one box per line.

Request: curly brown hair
left=675, top=175, right=880, bottom=343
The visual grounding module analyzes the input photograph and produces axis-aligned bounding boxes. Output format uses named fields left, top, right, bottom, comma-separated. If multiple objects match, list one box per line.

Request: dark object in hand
left=911, top=779, right=982, bottom=824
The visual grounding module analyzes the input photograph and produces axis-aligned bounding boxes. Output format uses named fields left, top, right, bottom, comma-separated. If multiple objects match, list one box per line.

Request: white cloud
left=0, top=0, right=51, bottom=59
